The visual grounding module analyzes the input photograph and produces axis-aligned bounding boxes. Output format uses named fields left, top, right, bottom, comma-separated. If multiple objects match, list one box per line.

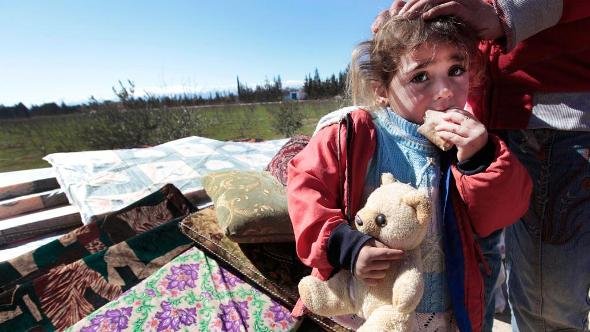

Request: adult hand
left=374, top=0, right=504, bottom=41
left=371, top=1, right=406, bottom=33
left=433, top=108, right=488, bottom=162
left=354, top=239, right=405, bottom=286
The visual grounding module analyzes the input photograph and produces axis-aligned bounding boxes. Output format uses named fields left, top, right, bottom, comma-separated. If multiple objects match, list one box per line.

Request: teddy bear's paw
left=298, top=276, right=317, bottom=309
left=298, top=274, right=353, bottom=316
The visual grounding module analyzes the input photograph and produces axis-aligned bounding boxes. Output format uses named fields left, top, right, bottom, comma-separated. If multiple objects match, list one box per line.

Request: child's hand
left=355, top=239, right=405, bottom=286
left=434, top=109, right=488, bottom=162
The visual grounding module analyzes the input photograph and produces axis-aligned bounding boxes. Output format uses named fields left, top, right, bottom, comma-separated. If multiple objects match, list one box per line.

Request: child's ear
left=371, top=81, right=389, bottom=106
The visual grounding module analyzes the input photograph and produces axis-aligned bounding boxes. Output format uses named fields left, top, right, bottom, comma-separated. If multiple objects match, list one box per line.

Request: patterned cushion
left=265, top=135, right=310, bottom=186
left=202, top=170, right=293, bottom=243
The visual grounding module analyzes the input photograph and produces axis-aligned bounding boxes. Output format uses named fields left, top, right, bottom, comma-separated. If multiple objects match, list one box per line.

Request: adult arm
left=493, top=0, right=561, bottom=51
left=383, top=0, right=590, bottom=51
left=398, top=0, right=504, bottom=41
left=403, top=0, right=563, bottom=48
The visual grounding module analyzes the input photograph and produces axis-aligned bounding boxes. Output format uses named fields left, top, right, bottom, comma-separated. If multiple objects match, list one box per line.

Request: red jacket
left=471, top=0, right=590, bottom=129
left=287, top=109, right=532, bottom=331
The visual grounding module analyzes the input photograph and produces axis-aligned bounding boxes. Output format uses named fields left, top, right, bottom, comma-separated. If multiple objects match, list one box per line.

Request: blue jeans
left=478, top=230, right=503, bottom=332
left=505, top=129, right=590, bottom=331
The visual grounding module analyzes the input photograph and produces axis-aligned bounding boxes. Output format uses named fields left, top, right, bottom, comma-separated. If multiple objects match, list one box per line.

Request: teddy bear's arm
left=390, top=250, right=424, bottom=313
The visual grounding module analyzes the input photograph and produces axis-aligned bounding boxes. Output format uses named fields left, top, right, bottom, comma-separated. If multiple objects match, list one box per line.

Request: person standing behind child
left=287, top=14, right=531, bottom=332
left=375, top=1, right=590, bottom=330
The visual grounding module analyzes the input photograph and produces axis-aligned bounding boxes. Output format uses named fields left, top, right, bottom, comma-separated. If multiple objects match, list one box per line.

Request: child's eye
left=449, top=65, right=466, bottom=77
left=410, top=72, right=429, bottom=83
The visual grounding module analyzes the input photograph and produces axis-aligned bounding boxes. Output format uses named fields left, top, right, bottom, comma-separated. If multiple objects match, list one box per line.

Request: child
left=287, top=14, right=532, bottom=332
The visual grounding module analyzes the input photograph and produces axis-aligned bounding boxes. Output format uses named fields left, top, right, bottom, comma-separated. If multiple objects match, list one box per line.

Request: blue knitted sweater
left=365, top=108, right=451, bottom=313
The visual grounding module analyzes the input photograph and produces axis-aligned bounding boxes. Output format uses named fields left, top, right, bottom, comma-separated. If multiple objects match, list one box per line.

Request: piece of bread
left=418, top=110, right=454, bottom=151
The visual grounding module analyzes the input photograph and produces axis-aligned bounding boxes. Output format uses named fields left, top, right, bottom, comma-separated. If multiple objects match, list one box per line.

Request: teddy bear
left=298, top=173, right=431, bottom=332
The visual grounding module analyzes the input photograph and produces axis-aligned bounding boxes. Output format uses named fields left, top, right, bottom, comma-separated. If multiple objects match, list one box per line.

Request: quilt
left=43, top=136, right=288, bottom=223
left=67, top=246, right=301, bottom=332
left=0, top=184, right=194, bottom=292
left=0, top=185, right=195, bottom=331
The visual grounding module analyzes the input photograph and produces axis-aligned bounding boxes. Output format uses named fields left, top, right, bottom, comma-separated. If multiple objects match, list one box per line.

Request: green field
left=0, top=99, right=345, bottom=172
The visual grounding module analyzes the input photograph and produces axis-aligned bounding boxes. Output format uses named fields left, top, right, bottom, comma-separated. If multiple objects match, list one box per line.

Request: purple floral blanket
left=66, top=246, right=299, bottom=331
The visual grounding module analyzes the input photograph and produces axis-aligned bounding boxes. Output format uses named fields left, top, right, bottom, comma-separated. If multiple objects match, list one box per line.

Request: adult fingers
left=399, top=0, right=443, bottom=17
left=371, top=9, right=390, bottom=34
left=397, top=0, right=421, bottom=16
left=421, top=1, right=466, bottom=20
left=420, top=0, right=503, bottom=40
left=389, top=0, right=407, bottom=16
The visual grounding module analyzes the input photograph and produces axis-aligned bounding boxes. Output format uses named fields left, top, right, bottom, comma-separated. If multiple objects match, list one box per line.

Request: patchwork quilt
left=0, top=185, right=195, bottom=331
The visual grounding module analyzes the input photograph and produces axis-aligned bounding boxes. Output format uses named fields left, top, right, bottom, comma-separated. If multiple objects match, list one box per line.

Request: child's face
left=382, top=43, right=470, bottom=124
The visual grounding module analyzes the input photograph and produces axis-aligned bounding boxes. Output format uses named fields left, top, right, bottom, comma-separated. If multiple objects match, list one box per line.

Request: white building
left=283, top=88, right=306, bottom=101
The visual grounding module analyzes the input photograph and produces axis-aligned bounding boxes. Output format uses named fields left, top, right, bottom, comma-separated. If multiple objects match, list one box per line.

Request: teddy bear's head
left=354, top=173, right=431, bottom=250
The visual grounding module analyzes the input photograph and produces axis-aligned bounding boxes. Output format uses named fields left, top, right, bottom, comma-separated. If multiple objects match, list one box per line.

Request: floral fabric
left=0, top=184, right=195, bottom=331
left=0, top=218, right=192, bottom=331
left=67, top=246, right=300, bottom=332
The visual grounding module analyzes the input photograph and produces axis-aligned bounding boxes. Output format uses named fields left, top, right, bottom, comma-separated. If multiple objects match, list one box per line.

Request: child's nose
left=435, top=87, right=453, bottom=100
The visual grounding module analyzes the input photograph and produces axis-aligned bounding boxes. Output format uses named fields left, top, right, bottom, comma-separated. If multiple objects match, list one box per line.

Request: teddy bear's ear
left=403, top=191, right=431, bottom=225
left=381, top=173, right=397, bottom=185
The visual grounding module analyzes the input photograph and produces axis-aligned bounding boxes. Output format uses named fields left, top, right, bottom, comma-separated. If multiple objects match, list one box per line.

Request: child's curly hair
left=347, top=15, right=482, bottom=109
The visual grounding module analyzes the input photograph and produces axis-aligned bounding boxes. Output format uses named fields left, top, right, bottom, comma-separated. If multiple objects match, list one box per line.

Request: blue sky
left=0, top=1, right=393, bottom=106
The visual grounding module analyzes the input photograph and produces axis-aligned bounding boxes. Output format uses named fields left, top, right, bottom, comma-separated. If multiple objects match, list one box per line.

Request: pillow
left=202, top=170, right=294, bottom=243
left=265, top=135, right=310, bottom=186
